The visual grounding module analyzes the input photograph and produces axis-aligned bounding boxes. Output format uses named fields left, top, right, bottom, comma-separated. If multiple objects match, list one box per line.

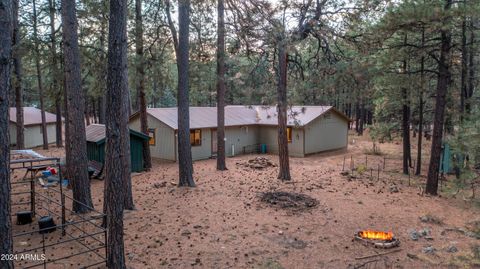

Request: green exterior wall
left=86, top=131, right=147, bottom=172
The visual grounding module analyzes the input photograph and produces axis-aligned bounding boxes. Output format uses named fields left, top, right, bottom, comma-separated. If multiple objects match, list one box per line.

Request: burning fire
left=358, top=230, right=393, bottom=241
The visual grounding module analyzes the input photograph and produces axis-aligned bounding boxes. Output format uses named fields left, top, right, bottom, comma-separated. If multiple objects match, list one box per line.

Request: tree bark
left=0, top=0, right=14, bottom=267
left=48, top=0, right=63, bottom=147
left=176, top=0, right=195, bottom=187
left=85, top=97, right=91, bottom=126
left=402, top=42, right=411, bottom=175
left=33, top=0, right=49, bottom=150
left=135, top=0, right=152, bottom=171
left=98, top=24, right=107, bottom=125
left=216, top=0, right=227, bottom=171
left=416, top=28, right=426, bottom=176
left=61, top=0, right=94, bottom=212
left=359, top=101, right=365, bottom=135
left=12, top=0, right=24, bottom=149
left=460, top=15, right=467, bottom=119
left=277, top=32, right=291, bottom=181
left=466, top=24, right=475, bottom=114
left=426, top=0, right=452, bottom=196
left=98, top=95, right=105, bottom=124
left=104, top=0, right=130, bottom=267
left=91, top=97, right=97, bottom=123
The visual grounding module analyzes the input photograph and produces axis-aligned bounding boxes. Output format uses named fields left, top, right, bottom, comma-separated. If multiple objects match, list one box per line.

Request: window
left=148, top=128, right=156, bottom=145
left=190, top=129, right=202, bottom=146
left=287, top=127, right=292, bottom=143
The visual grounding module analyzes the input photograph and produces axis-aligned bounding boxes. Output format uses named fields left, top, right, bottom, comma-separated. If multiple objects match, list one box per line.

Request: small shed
left=85, top=124, right=149, bottom=172
left=9, top=107, right=61, bottom=148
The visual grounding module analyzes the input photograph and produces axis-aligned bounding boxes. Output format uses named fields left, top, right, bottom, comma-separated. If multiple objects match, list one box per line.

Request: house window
left=287, top=127, right=292, bottom=143
left=148, top=128, right=156, bottom=145
left=190, top=129, right=202, bottom=146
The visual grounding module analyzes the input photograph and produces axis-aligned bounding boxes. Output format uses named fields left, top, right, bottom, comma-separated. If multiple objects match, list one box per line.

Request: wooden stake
left=342, top=156, right=346, bottom=171
left=377, top=164, right=380, bottom=181
left=383, top=156, right=386, bottom=170
left=365, top=155, right=368, bottom=168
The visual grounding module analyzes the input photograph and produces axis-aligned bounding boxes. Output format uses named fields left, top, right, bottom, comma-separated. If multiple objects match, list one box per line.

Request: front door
left=211, top=129, right=217, bottom=155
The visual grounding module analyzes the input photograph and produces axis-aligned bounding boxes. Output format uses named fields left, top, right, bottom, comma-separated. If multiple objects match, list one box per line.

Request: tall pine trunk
left=13, top=0, right=24, bottom=149
left=277, top=32, right=291, bottom=181
left=104, top=0, right=130, bottom=266
left=98, top=23, right=107, bottom=125
left=426, top=0, right=452, bottom=195
left=460, top=15, right=467, bottom=118
left=61, top=0, right=94, bottom=212
left=466, top=25, right=475, bottom=114
left=216, top=0, right=227, bottom=171
left=0, top=0, right=14, bottom=266
left=33, top=0, right=48, bottom=150
left=416, top=28, right=426, bottom=176
left=135, top=0, right=152, bottom=171
left=402, top=34, right=412, bottom=175
left=49, top=0, right=63, bottom=147
left=177, top=0, right=195, bottom=187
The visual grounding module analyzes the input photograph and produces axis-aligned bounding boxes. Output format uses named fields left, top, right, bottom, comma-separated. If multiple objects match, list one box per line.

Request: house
left=9, top=107, right=59, bottom=148
left=129, top=105, right=350, bottom=162
left=85, top=124, right=150, bottom=172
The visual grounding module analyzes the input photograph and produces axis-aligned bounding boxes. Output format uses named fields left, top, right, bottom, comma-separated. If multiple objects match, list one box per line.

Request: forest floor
left=10, top=131, right=480, bottom=269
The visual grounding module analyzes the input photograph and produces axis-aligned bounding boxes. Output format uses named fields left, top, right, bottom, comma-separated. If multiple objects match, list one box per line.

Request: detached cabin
left=9, top=107, right=59, bottom=148
left=85, top=124, right=149, bottom=172
left=129, top=105, right=350, bottom=162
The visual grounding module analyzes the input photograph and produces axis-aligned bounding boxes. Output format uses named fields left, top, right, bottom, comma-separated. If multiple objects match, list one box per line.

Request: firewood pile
left=236, top=157, right=277, bottom=169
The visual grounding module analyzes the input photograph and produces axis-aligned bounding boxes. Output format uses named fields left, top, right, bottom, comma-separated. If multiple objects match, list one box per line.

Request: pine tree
left=216, top=0, right=227, bottom=171
left=61, top=0, right=94, bottom=212
left=426, top=0, right=453, bottom=195
left=12, top=0, right=24, bottom=150
left=0, top=0, right=14, bottom=267
left=135, top=0, right=152, bottom=171
left=104, top=0, right=130, bottom=266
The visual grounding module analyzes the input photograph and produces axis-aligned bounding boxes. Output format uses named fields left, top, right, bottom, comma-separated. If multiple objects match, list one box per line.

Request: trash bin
left=261, top=144, right=267, bottom=154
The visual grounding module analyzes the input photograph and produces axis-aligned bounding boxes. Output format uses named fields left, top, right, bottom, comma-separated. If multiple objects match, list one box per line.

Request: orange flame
left=358, top=230, right=393, bottom=241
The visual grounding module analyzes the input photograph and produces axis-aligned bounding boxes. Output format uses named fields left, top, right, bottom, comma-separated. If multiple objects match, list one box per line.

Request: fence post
left=61, top=193, right=66, bottom=236
left=342, top=156, right=346, bottom=171
left=377, top=164, right=380, bottom=181
left=43, top=233, right=46, bottom=269
left=383, top=156, right=386, bottom=170
left=365, top=155, right=368, bottom=168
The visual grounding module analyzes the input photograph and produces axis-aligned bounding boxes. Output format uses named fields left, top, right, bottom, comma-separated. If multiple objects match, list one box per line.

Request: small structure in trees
left=85, top=124, right=149, bottom=172
left=9, top=107, right=61, bottom=148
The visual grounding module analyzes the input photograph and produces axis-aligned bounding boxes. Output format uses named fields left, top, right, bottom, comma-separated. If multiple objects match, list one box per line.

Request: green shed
left=85, top=124, right=149, bottom=172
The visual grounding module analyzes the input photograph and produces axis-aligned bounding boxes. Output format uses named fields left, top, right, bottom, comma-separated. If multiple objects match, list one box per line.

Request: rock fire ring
left=354, top=231, right=400, bottom=249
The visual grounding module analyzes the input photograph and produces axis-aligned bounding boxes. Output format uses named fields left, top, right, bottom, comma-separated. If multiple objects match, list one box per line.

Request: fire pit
left=354, top=230, right=400, bottom=249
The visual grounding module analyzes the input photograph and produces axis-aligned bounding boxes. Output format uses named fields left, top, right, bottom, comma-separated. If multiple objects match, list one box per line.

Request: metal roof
left=135, top=105, right=348, bottom=130
left=9, top=107, right=58, bottom=126
left=86, top=124, right=149, bottom=144
left=85, top=124, right=106, bottom=143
